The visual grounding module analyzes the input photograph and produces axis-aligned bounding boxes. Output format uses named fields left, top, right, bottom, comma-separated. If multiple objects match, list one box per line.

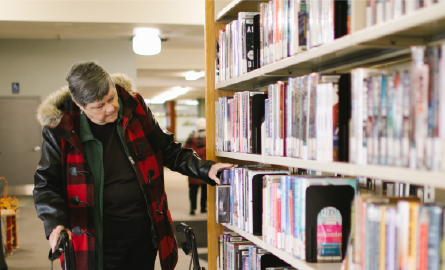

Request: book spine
left=276, top=180, right=282, bottom=249
left=302, top=76, right=309, bottom=159
left=418, top=206, right=429, bottom=270
left=426, top=47, right=439, bottom=170
left=373, top=75, right=382, bottom=165
left=380, top=75, right=388, bottom=165
left=385, top=207, right=397, bottom=270
left=299, top=0, right=308, bottom=50
left=402, top=70, right=411, bottom=167
left=411, top=46, right=429, bottom=169
left=246, top=17, right=256, bottom=73
left=379, top=206, right=386, bottom=270
left=354, top=69, right=367, bottom=165
left=268, top=1, right=274, bottom=65
left=281, top=176, right=287, bottom=251
left=294, top=77, right=301, bottom=158
left=282, top=0, right=289, bottom=58
left=260, top=4, right=265, bottom=67
left=309, top=73, right=317, bottom=160
left=393, top=71, right=403, bottom=167
left=286, top=78, right=293, bottom=157
left=387, top=73, right=395, bottom=166
left=288, top=177, right=294, bottom=255
left=408, top=202, right=419, bottom=270
left=427, top=206, right=442, bottom=270
left=293, top=177, right=300, bottom=258
left=350, top=69, right=358, bottom=164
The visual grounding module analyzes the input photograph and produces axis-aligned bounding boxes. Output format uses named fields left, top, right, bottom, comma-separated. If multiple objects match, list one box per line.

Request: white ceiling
left=0, top=0, right=207, bottom=100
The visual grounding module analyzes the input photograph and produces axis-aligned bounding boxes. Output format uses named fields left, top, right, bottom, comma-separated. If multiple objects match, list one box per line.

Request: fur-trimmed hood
left=36, top=73, right=136, bottom=128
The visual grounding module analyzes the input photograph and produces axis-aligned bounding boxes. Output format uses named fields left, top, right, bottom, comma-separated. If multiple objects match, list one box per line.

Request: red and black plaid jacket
left=34, top=74, right=216, bottom=270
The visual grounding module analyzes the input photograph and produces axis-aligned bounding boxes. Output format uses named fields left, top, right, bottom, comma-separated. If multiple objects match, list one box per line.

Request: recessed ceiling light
left=132, top=27, right=161, bottom=56
left=145, top=87, right=189, bottom=104
left=133, top=35, right=161, bottom=56
left=184, top=71, right=205, bottom=81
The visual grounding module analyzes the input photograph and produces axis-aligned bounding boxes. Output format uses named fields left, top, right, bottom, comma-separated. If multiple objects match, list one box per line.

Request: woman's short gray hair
left=65, top=61, right=115, bottom=107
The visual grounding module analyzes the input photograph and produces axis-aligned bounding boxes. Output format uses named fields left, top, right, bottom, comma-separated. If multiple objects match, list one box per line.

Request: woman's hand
left=49, top=225, right=72, bottom=252
left=208, top=163, right=237, bottom=184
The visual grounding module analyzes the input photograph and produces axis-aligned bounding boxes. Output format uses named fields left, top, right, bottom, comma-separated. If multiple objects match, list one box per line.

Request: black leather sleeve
left=33, top=127, right=71, bottom=239
left=137, top=95, right=217, bottom=186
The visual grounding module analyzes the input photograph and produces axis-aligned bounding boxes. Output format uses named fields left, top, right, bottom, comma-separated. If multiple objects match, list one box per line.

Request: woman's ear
left=71, top=98, right=85, bottom=111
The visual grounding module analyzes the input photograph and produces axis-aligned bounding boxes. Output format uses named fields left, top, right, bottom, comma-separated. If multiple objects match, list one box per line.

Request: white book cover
left=397, top=201, right=410, bottom=270
left=260, top=3, right=266, bottom=67
left=315, top=83, right=325, bottom=161
left=386, top=73, right=395, bottom=166
left=411, top=46, right=429, bottom=169
left=222, top=31, right=226, bottom=82
left=225, top=23, right=231, bottom=81
left=269, top=0, right=275, bottom=64
left=385, top=0, right=393, bottom=21
left=393, top=0, right=403, bottom=18
left=372, top=74, right=382, bottom=165
left=440, top=43, right=445, bottom=172
left=350, top=70, right=358, bottom=164
left=356, top=69, right=365, bottom=165
left=326, top=83, right=334, bottom=162
left=282, top=0, right=289, bottom=58
left=215, top=101, right=219, bottom=151
left=268, top=85, right=275, bottom=156
left=393, top=71, right=404, bottom=167
left=301, top=76, right=310, bottom=160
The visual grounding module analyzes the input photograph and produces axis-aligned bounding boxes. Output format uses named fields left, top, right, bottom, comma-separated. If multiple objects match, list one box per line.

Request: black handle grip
left=176, top=222, right=191, bottom=234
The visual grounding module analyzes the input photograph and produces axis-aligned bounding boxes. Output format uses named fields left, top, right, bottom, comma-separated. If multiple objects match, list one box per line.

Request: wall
left=0, top=39, right=136, bottom=100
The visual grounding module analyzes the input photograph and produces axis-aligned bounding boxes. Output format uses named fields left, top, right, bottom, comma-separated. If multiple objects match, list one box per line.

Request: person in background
left=33, top=61, right=234, bottom=270
left=184, top=118, right=208, bottom=215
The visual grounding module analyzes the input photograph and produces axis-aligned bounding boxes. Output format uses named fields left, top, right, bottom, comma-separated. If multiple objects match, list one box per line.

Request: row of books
left=265, top=74, right=350, bottom=161
left=216, top=167, right=357, bottom=262
left=349, top=44, right=445, bottom=171
left=215, top=0, right=350, bottom=84
left=215, top=92, right=267, bottom=153
left=215, top=73, right=351, bottom=162
left=366, top=0, right=443, bottom=28
left=349, top=196, right=445, bottom=270
left=218, top=231, right=293, bottom=270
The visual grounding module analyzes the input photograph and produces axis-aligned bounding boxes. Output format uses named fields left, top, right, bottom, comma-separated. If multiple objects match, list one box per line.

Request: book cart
left=204, top=0, right=445, bottom=269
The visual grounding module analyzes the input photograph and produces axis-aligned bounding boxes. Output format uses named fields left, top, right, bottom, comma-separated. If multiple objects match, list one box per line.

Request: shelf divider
left=216, top=151, right=445, bottom=187
left=223, top=224, right=341, bottom=270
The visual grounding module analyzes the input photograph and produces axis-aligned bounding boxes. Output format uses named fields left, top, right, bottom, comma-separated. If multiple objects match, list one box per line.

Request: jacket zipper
left=122, top=114, right=156, bottom=237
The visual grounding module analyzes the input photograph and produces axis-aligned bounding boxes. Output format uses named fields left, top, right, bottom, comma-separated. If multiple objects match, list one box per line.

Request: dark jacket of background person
left=184, top=130, right=207, bottom=185
left=33, top=74, right=216, bottom=270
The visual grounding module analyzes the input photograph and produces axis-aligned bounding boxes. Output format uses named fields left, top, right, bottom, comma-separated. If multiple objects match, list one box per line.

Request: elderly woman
left=34, top=61, right=233, bottom=270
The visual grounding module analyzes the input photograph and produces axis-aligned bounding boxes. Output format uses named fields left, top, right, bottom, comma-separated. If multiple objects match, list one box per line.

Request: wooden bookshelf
left=216, top=151, right=445, bottom=188
left=205, top=1, right=445, bottom=270
left=224, top=224, right=341, bottom=270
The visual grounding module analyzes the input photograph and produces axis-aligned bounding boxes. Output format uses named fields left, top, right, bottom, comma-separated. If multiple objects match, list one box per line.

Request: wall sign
left=12, top=83, right=19, bottom=94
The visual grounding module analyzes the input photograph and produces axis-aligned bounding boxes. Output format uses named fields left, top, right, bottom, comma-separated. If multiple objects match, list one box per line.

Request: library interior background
left=2, top=0, right=445, bottom=270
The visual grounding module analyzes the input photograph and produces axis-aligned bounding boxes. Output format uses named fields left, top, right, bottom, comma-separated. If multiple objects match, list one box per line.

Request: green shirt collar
left=79, top=97, right=124, bottom=143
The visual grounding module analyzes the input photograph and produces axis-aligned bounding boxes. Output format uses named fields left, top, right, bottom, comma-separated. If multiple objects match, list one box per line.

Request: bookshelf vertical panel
left=205, top=0, right=232, bottom=269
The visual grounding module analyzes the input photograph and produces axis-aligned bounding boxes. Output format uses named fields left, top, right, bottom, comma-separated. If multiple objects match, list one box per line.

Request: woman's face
left=78, top=86, right=120, bottom=125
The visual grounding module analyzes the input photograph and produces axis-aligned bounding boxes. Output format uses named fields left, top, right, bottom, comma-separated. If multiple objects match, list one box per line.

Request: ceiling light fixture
left=184, top=71, right=205, bottom=81
left=145, top=87, right=189, bottom=104
left=132, top=27, right=161, bottom=56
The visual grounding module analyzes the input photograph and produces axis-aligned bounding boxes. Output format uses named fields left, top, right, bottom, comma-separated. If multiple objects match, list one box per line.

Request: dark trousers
left=189, top=183, right=207, bottom=211
left=103, top=224, right=157, bottom=270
